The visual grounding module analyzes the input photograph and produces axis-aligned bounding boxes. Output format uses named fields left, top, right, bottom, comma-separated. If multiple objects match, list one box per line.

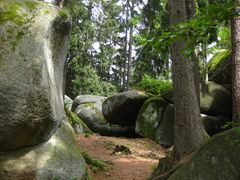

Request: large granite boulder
left=135, top=97, right=174, bottom=147
left=0, top=121, right=87, bottom=180
left=72, top=95, right=107, bottom=112
left=102, top=90, right=149, bottom=126
left=136, top=96, right=230, bottom=146
left=168, top=128, right=240, bottom=180
left=200, top=81, right=232, bottom=117
left=135, top=97, right=167, bottom=139
left=74, top=95, right=136, bottom=137
left=0, top=0, right=71, bottom=150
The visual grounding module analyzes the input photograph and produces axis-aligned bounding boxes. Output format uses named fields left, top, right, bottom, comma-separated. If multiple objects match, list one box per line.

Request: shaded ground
left=76, top=134, right=167, bottom=180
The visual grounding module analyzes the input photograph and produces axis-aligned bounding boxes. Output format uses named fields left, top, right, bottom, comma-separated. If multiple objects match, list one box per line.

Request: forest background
left=64, top=0, right=232, bottom=99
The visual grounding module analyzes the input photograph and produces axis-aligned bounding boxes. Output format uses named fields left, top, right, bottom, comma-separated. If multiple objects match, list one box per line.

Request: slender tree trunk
left=169, top=0, right=208, bottom=159
left=126, top=25, right=133, bottom=90
left=231, top=2, right=240, bottom=123
left=186, top=0, right=200, bottom=105
left=122, top=0, right=130, bottom=91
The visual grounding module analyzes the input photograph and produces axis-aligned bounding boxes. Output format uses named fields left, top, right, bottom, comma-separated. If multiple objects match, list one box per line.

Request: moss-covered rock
left=135, top=97, right=167, bottom=139
left=208, top=49, right=231, bottom=85
left=169, top=128, right=240, bottom=180
left=102, top=90, right=149, bottom=126
left=200, top=81, right=232, bottom=117
left=0, top=121, right=87, bottom=180
left=135, top=97, right=174, bottom=147
left=0, top=0, right=71, bottom=150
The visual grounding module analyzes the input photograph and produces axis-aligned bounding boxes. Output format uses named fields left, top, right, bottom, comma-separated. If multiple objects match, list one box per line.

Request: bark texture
left=169, top=0, right=208, bottom=158
left=231, top=7, right=240, bottom=123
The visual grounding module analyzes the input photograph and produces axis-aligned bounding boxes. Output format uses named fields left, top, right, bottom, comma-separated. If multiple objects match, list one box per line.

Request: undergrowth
left=81, top=151, right=109, bottom=173
left=134, top=75, right=172, bottom=96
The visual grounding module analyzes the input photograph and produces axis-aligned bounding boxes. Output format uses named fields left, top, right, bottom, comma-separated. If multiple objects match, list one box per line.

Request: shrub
left=134, top=75, right=172, bottom=96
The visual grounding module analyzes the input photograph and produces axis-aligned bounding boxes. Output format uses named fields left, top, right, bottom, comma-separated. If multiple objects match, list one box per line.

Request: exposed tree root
left=150, top=152, right=193, bottom=180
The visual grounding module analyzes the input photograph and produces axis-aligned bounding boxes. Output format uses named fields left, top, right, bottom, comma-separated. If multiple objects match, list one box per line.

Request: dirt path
left=75, top=134, right=167, bottom=180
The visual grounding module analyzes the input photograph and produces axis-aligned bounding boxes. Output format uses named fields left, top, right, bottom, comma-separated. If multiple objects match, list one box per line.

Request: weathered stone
left=200, top=81, right=232, bottom=117
left=0, top=121, right=87, bottom=180
left=169, top=128, right=240, bottom=180
left=64, top=95, right=73, bottom=111
left=74, top=95, right=136, bottom=137
left=102, top=90, right=149, bottom=126
left=72, top=95, right=107, bottom=112
left=135, top=97, right=174, bottom=147
left=202, top=114, right=231, bottom=136
left=135, top=97, right=168, bottom=140
left=0, top=0, right=71, bottom=150
left=155, top=104, right=174, bottom=147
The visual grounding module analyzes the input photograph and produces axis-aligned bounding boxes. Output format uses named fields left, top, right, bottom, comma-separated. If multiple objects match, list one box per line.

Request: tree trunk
left=122, top=0, right=130, bottom=91
left=126, top=25, right=133, bottom=90
left=186, top=0, right=200, bottom=105
left=231, top=2, right=240, bottom=123
left=169, top=0, right=208, bottom=158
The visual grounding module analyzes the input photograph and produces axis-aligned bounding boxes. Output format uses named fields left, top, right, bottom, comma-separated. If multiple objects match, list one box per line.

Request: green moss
left=208, top=49, right=231, bottom=71
left=10, top=31, right=25, bottom=51
left=66, top=109, right=93, bottom=134
left=136, top=97, right=167, bottom=138
left=81, top=151, right=108, bottom=173
left=81, top=102, right=96, bottom=108
left=23, top=0, right=38, bottom=11
left=43, top=9, right=50, bottom=14
left=0, top=3, right=27, bottom=26
left=58, top=9, right=69, bottom=20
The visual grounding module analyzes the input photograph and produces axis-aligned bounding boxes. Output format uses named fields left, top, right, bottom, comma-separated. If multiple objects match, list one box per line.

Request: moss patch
left=0, top=2, right=27, bottom=26
left=66, top=109, right=92, bottom=134
left=0, top=0, right=41, bottom=51
left=58, top=9, right=69, bottom=21
left=81, top=102, right=96, bottom=108
left=136, top=97, right=168, bottom=139
left=208, top=49, right=231, bottom=72
left=23, top=0, right=38, bottom=11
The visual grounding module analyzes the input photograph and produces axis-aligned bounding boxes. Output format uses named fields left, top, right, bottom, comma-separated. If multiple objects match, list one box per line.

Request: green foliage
left=70, top=64, right=103, bottom=96
left=81, top=151, right=108, bottom=173
left=134, top=75, right=172, bottom=96
left=134, top=0, right=170, bottom=80
left=137, top=2, right=234, bottom=57
left=208, top=49, right=231, bottom=71
left=217, top=26, right=231, bottom=49
left=58, top=9, right=69, bottom=20
left=101, top=81, right=117, bottom=97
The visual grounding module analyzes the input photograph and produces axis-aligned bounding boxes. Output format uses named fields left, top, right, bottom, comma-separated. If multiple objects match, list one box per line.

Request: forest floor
left=75, top=134, right=168, bottom=180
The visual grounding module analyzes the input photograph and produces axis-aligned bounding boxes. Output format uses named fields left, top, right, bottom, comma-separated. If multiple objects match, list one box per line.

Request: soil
left=75, top=134, right=168, bottom=180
